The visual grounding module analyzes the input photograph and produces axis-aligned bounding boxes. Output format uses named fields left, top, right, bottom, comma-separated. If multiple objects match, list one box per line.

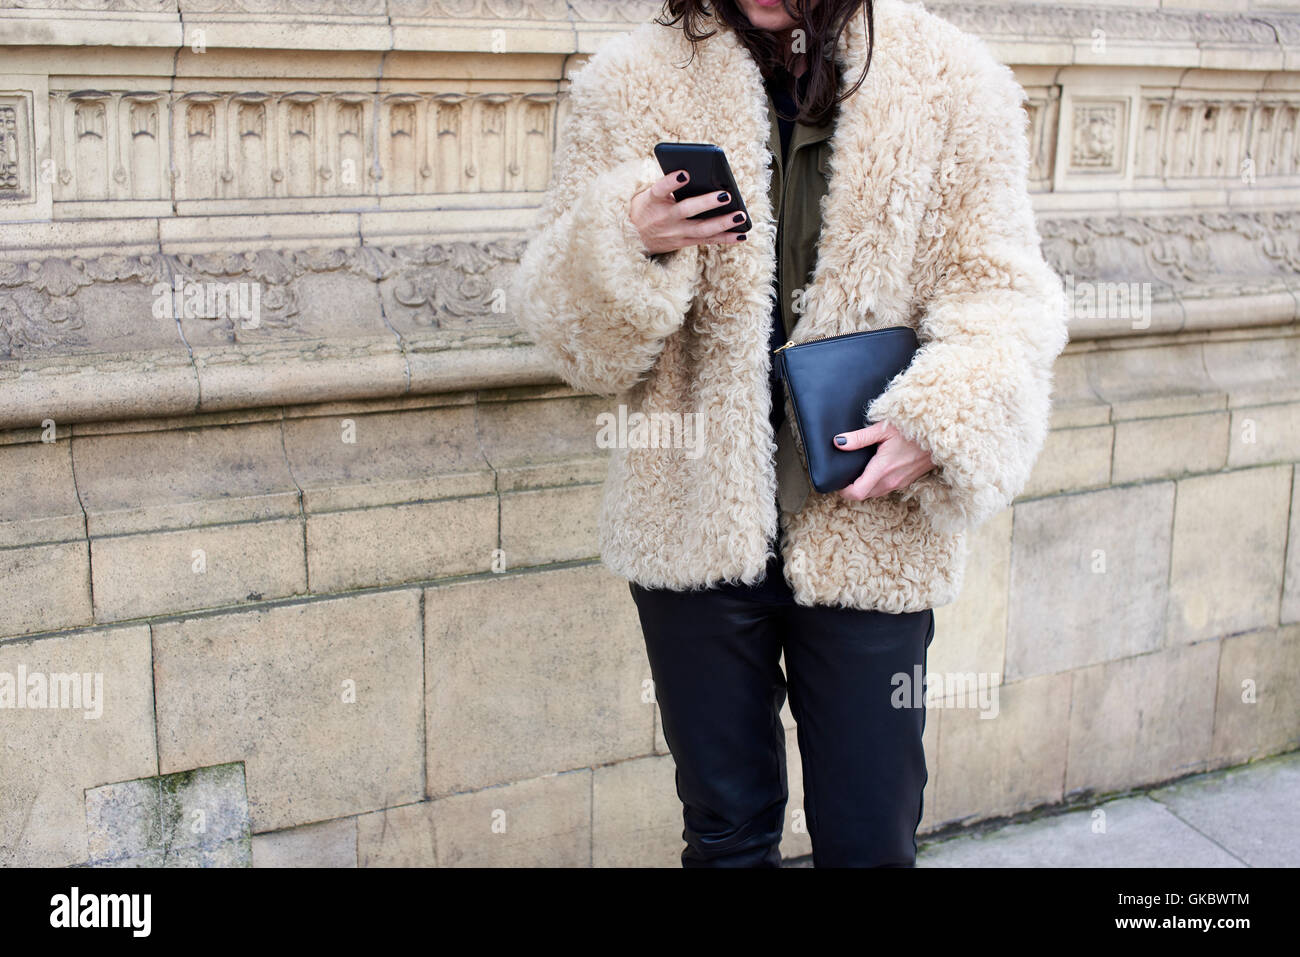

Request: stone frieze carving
left=49, top=89, right=557, bottom=201
left=0, top=241, right=529, bottom=360
left=2, top=212, right=1297, bottom=362
left=1039, top=210, right=1300, bottom=289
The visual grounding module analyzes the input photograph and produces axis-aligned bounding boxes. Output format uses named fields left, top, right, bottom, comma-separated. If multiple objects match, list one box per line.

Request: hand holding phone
left=627, top=143, right=751, bottom=256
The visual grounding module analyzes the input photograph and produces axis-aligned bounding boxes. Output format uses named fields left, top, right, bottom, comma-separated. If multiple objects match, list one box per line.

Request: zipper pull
left=773, top=340, right=795, bottom=355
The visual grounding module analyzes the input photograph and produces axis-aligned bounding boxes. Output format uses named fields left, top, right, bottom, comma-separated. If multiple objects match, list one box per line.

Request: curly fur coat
left=509, top=0, right=1069, bottom=612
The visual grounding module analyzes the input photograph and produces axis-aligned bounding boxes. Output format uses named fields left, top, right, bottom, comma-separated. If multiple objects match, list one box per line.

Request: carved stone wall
left=1, top=0, right=1298, bottom=868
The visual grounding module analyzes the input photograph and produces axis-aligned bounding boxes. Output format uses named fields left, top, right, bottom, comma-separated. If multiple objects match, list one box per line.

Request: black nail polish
left=737, top=234, right=747, bottom=241
left=835, top=435, right=848, bottom=446
left=676, top=172, right=688, bottom=183
left=732, top=213, right=745, bottom=223
left=717, top=191, right=729, bottom=203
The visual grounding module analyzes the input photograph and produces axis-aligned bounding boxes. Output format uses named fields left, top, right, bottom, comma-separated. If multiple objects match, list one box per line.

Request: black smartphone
left=653, top=142, right=752, bottom=233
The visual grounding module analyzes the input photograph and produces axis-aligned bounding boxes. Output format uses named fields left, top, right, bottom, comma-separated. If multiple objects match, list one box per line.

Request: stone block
left=1285, top=469, right=1300, bottom=625
left=1227, top=403, right=1300, bottom=468
left=0, top=440, right=85, bottom=547
left=356, top=802, right=437, bottom=868
left=84, top=763, right=252, bottom=868
left=1066, top=642, right=1219, bottom=796
left=1167, top=466, right=1291, bottom=644
left=1021, top=424, right=1113, bottom=498
left=1007, top=482, right=1174, bottom=679
left=1086, top=343, right=1225, bottom=421
left=930, top=673, right=1070, bottom=826
left=0, top=625, right=157, bottom=867
left=593, top=755, right=679, bottom=868
left=91, top=518, right=306, bottom=621
left=500, top=484, right=602, bottom=568
left=0, top=540, right=92, bottom=638
left=306, top=496, right=497, bottom=592
left=152, top=589, right=424, bottom=832
left=425, top=565, right=651, bottom=795
left=282, top=404, right=493, bottom=513
left=252, top=818, right=357, bottom=868
left=1112, top=411, right=1229, bottom=484
left=428, top=770, right=591, bottom=868
left=932, top=508, right=1012, bottom=680
left=1212, top=624, right=1300, bottom=764
left=73, top=421, right=300, bottom=536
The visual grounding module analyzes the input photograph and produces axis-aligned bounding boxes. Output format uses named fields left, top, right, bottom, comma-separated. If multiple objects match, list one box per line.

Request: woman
left=510, top=0, right=1068, bottom=867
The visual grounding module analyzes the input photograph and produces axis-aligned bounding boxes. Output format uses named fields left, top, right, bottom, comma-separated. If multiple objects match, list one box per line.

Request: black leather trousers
left=628, top=529, right=935, bottom=868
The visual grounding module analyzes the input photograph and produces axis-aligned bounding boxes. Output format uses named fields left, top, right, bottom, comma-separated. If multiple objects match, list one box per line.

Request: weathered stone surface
left=425, top=564, right=651, bottom=795
left=1085, top=344, right=1225, bottom=421
left=593, top=755, right=679, bottom=868
left=356, top=802, right=437, bottom=868
left=1227, top=403, right=1300, bottom=468
left=84, top=763, right=252, bottom=868
left=1167, top=466, right=1292, bottom=644
left=1007, top=482, right=1174, bottom=679
left=0, top=625, right=157, bottom=867
left=500, top=484, right=601, bottom=568
left=1112, top=411, right=1229, bottom=484
left=1066, top=642, right=1220, bottom=796
left=306, top=496, right=497, bottom=591
left=91, top=518, right=306, bottom=621
left=930, top=673, right=1070, bottom=827
left=932, top=508, right=1012, bottom=681
left=782, top=732, right=813, bottom=860
left=1021, top=424, right=1113, bottom=498
left=282, top=404, right=493, bottom=513
left=152, top=590, right=424, bottom=832
left=73, top=421, right=300, bottom=536
left=252, top=818, right=357, bottom=868
left=0, top=540, right=92, bottom=638
left=1212, top=624, right=1300, bottom=765
left=427, top=769, right=591, bottom=867
left=1285, top=469, right=1300, bottom=625
left=0, top=439, right=84, bottom=547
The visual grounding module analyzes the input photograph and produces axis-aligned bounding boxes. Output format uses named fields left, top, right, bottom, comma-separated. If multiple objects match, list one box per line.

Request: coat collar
left=693, top=0, right=926, bottom=344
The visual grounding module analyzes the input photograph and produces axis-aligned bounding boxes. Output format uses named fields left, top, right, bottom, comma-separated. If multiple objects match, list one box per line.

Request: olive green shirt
left=767, top=88, right=835, bottom=514
left=765, top=91, right=835, bottom=340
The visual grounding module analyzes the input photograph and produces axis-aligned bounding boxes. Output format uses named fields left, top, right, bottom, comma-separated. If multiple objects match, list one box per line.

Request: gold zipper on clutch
left=774, top=330, right=868, bottom=356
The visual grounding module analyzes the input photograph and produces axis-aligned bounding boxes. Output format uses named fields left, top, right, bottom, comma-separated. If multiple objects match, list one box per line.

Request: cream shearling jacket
left=509, top=0, right=1069, bottom=613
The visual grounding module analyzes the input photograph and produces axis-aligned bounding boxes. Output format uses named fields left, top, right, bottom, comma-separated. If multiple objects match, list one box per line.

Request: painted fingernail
left=737, top=234, right=747, bottom=241
left=717, top=191, right=730, bottom=203
left=835, top=435, right=848, bottom=446
left=676, top=172, right=688, bottom=183
left=732, top=213, right=745, bottom=223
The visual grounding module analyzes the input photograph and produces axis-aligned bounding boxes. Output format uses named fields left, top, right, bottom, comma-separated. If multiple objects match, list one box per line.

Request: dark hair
left=657, top=0, right=874, bottom=127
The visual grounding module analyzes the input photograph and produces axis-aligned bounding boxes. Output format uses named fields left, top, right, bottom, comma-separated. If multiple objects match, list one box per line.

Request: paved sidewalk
left=912, top=751, right=1299, bottom=867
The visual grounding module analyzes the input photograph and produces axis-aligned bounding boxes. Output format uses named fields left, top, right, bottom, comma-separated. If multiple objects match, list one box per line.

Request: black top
left=765, top=65, right=811, bottom=438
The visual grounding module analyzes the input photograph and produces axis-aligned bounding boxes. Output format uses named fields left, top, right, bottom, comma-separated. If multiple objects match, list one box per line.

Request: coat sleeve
left=865, top=42, right=1068, bottom=534
left=508, top=31, right=701, bottom=397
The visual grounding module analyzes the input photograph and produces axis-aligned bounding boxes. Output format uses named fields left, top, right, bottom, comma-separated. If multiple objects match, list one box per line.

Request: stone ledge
left=1, top=208, right=1296, bottom=429
left=3, top=3, right=1299, bottom=69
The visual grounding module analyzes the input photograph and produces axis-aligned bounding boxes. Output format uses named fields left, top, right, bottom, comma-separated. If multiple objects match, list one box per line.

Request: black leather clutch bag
left=774, top=325, right=920, bottom=494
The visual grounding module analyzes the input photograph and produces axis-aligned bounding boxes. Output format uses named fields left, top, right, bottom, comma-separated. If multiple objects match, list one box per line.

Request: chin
left=738, top=1, right=800, bottom=31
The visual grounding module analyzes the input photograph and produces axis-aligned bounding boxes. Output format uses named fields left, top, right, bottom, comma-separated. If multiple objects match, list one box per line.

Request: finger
left=838, top=455, right=890, bottom=501
left=675, top=189, right=734, bottom=219
left=689, top=210, right=748, bottom=237
left=649, top=170, right=689, bottom=200
left=833, top=421, right=888, bottom=451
